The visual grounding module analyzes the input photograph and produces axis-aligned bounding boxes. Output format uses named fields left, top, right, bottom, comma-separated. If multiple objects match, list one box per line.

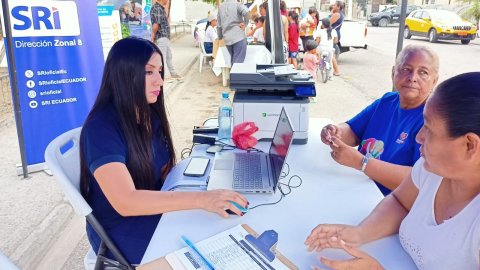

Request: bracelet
left=361, top=156, right=369, bottom=172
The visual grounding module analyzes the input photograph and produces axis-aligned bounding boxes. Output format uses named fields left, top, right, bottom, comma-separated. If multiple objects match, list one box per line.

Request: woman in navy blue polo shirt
left=320, top=45, right=440, bottom=196
left=79, top=37, right=248, bottom=264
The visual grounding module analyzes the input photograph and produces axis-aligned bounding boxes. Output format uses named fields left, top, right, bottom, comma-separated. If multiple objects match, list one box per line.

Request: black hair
left=308, top=6, right=320, bottom=30
left=205, top=21, right=210, bottom=31
left=79, top=37, right=176, bottom=198
left=255, top=16, right=265, bottom=23
left=260, top=1, right=268, bottom=11
left=321, top=18, right=333, bottom=40
left=288, top=10, right=299, bottom=32
left=336, top=1, right=344, bottom=11
left=305, top=40, right=318, bottom=51
left=431, top=72, right=480, bottom=139
left=280, top=1, right=287, bottom=12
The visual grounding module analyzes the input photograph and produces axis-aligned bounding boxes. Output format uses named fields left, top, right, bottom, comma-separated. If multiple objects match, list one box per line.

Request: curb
left=9, top=203, right=73, bottom=270
left=165, top=54, right=199, bottom=94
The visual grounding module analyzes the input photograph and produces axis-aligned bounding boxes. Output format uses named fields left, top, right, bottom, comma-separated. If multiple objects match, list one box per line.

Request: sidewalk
left=0, top=33, right=200, bottom=270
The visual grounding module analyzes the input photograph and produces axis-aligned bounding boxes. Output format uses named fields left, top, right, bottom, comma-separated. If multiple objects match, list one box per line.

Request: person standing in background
left=330, top=1, right=344, bottom=76
left=246, top=13, right=260, bottom=36
left=299, top=7, right=319, bottom=50
left=287, top=11, right=299, bottom=69
left=150, top=0, right=184, bottom=82
left=259, top=1, right=289, bottom=63
left=280, top=1, right=288, bottom=16
left=253, top=17, right=266, bottom=43
left=159, top=0, right=170, bottom=24
left=208, top=10, right=211, bottom=18
left=217, top=0, right=250, bottom=64
left=357, top=4, right=363, bottom=18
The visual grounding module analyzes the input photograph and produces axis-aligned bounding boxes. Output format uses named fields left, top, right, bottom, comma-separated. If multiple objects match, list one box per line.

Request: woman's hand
left=330, top=136, right=364, bottom=170
left=313, top=241, right=385, bottom=270
left=320, top=124, right=342, bottom=145
left=198, top=190, right=248, bottom=218
left=305, top=224, right=364, bottom=252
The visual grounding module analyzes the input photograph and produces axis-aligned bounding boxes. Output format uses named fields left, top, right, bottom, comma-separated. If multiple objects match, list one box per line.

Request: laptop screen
left=268, top=108, right=295, bottom=189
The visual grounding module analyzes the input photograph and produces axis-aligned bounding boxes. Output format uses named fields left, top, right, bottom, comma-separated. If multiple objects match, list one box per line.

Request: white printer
left=230, top=63, right=315, bottom=144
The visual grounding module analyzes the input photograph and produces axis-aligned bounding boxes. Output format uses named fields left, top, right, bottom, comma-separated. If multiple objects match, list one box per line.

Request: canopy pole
left=392, top=0, right=408, bottom=92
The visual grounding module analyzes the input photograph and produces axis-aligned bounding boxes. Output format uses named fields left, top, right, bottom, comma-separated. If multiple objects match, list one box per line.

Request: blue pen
left=181, top=235, right=215, bottom=270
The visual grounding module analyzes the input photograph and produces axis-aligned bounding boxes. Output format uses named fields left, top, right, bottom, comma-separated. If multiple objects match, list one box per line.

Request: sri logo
left=262, top=113, right=267, bottom=117
left=10, top=1, right=80, bottom=37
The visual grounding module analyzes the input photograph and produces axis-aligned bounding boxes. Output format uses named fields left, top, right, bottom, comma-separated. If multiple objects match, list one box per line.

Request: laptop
left=207, top=107, right=295, bottom=194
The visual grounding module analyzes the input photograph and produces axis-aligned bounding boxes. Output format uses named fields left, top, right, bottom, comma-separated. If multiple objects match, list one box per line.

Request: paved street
left=337, top=24, right=480, bottom=100
left=3, top=24, right=479, bottom=269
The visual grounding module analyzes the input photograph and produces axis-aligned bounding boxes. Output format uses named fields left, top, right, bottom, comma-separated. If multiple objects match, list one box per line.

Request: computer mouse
left=226, top=209, right=246, bottom=215
left=228, top=201, right=249, bottom=212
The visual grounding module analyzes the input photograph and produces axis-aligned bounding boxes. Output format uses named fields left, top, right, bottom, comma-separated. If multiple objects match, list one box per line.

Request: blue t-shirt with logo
left=81, top=104, right=170, bottom=264
left=345, top=92, right=423, bottom=196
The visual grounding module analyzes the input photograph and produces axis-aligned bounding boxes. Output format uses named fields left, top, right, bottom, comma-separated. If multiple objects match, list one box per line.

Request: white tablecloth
left=141, top=118, right=417, bottom=269
left=212, top=45, right=272, bottom=76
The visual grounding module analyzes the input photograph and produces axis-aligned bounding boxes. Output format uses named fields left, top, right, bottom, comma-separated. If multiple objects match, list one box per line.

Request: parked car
left=404, top=9, right=477, bottom=44
left=368, top=5, right=420, bottom=27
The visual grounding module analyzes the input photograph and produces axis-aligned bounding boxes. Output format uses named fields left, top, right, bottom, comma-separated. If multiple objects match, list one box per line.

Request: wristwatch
left=361, top=156, right=369, bottom=172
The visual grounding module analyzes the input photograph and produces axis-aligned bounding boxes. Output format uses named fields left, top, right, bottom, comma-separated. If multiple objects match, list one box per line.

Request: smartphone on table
left=183, top=157, right=210, bottom=177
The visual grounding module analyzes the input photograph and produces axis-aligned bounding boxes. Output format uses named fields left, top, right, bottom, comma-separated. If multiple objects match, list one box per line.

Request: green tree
left=455, top=0, right=480, bottom=24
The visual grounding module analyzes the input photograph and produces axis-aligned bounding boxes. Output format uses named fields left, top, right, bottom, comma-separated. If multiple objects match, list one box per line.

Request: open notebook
left=137, top=224, right=298, bottom=270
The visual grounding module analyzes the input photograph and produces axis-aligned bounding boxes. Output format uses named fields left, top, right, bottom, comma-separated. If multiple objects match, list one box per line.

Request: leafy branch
left=454, top=0, right=480, bottom=23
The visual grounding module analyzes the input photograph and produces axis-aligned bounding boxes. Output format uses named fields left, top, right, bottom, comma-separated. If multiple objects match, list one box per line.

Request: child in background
left=287, top=11, right=299, bottom=69
left=314, top=18, right=337, bottom=80
left=303, top=40, right=319, bottom=79
left=253, top=16, right=266, bottom=43
left=246, top=13, right=259, bottom=37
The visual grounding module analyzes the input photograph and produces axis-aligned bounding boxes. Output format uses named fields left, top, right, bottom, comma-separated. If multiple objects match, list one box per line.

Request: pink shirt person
left=303, top=53, right=318, bottom=79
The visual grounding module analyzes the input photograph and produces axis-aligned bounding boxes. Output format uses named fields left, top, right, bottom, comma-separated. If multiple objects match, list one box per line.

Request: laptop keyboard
left=233, top=153, right=263, bottom=189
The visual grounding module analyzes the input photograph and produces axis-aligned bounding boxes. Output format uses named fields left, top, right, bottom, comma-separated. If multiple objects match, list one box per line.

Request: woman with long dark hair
left=79, top=37, right=248, bottom=264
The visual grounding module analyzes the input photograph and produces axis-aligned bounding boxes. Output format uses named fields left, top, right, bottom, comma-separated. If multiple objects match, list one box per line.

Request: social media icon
left=29, top=100, right=38, bottom=109
left=26, top=80, right=35, bottom=88
left=28, top=90, right=36, bottom=99
left=25, top=70, right=34, bottom=78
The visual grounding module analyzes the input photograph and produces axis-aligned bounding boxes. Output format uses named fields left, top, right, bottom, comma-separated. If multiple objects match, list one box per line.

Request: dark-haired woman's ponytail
left=322, top=18, right=332, bottom=40
left=205, top=21, right=210, bottom=32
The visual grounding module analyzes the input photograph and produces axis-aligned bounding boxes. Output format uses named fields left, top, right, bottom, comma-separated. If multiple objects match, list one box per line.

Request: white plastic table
left=141, top=118, right=417, bottom=269
left=213, top=45, right=272, bottom=87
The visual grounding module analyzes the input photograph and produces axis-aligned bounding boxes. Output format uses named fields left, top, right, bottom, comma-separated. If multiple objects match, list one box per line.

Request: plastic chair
left=0, top=251, right=20, bottom=270
left=198, top=32, right=212, bottom=73
left=44, top=127, right=135, bottom=270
